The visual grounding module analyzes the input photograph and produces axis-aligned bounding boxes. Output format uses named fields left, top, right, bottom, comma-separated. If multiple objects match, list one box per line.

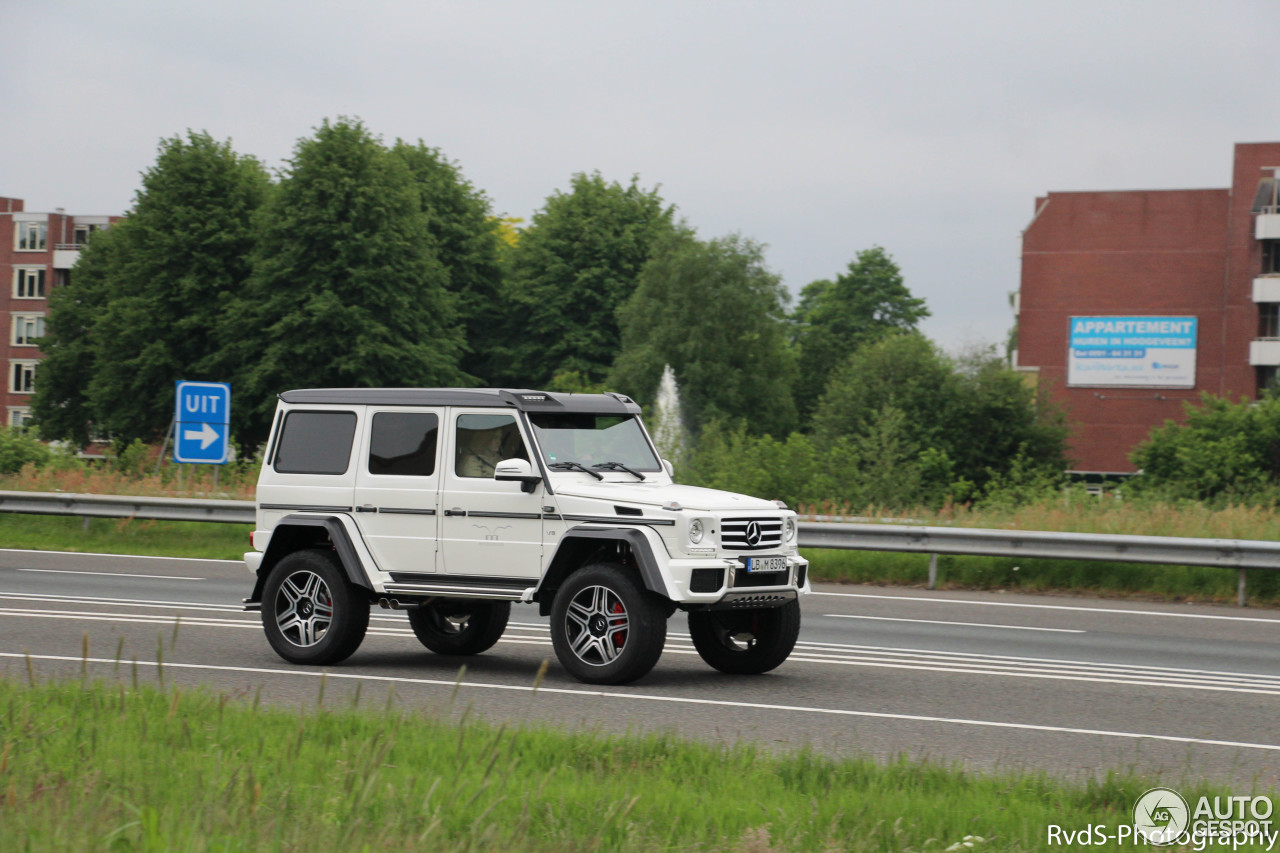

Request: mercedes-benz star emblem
left=745, top=521, right=762, bottom=547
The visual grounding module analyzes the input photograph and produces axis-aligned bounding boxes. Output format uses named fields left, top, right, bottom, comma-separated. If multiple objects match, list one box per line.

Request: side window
left=455, top=414, right=528, bottom=478
left=273, top=411, right=357, bottom=475
left=368, top=412, right=438, bottom=476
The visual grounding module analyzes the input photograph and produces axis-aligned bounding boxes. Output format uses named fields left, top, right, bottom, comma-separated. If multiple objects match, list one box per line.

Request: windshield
left=528, top=413, right=661, bottom=472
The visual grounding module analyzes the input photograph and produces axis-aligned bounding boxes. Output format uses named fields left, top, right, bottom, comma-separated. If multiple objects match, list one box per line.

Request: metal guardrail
left=0, top=490, right=254, bottom=524
left=0, top=492, right=1273, bottom=605
left=798, top=521, right=1278, bottom=606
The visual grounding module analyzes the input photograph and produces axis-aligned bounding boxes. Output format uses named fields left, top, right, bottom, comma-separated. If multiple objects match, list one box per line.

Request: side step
left=384, top=574, right=534, bottom=601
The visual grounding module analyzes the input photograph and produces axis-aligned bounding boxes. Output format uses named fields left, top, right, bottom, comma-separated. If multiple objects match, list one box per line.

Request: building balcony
left=1254, top=276, right=1280, bottom=302
left=1257, top=213, right=1280, bottom=240
left=52, top=244, right=81, bottom=269
left=1250, top=339, right=1280, bottom=366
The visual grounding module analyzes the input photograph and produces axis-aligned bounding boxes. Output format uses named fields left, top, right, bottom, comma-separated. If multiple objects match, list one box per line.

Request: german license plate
left=746, top=556, right=787, bottom=573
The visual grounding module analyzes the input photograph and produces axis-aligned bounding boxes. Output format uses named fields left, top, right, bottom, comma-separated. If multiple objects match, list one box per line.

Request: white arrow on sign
left=183, top=422, right=219, bottom=450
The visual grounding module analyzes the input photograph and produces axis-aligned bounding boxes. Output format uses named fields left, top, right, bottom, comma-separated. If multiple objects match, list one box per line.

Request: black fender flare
left=537, top=526, right=670, bottom=607
left=249, top=515, right=373, bottom=604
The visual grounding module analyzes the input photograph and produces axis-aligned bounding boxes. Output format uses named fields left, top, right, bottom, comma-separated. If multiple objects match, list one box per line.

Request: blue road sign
left=175, top=381, right=231, bottom=464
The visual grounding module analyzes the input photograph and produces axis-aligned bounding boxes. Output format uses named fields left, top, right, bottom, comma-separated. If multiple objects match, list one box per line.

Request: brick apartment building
left=1, top=197, right=120, bottom=428
left=1015, top=142, right=1280, bottom=474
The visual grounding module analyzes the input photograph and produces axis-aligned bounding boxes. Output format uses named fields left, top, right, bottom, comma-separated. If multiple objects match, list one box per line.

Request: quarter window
left=368, top=412, right=439, bottom=476
left=14, top=268, right=45, bottom=299
left=13, top=315, right=44, bottom=346
left=273, top=411, right=358, bottom=475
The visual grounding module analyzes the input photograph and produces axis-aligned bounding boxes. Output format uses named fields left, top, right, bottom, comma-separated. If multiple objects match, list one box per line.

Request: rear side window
left=273, top=411, right=357, bottom=475
left=368, top=412, right=438, bottom=476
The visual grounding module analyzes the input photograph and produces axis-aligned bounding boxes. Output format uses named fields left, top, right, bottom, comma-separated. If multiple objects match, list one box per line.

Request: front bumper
left=665, top=553, right=809, bottom=607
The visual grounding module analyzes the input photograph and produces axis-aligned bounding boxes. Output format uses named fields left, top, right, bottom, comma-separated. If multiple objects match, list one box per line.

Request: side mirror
left=494, top=458, right=542, bottom=493
left=662, top=459, right=674, bottom=478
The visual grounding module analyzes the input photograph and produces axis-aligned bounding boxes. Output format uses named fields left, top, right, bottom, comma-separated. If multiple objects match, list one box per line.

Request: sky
left=2, top=1, right=1274, bottom=353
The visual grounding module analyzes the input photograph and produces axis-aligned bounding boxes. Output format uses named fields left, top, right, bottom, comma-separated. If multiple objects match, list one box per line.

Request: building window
left=8, top=408, right=32, bottom=430
left=1261, top=304, right=1280, bottom=339
left=10, top=361, right=36, bottom=395
left=15, top=221, right=47, bottom=251
left=14, top=268, right=46, bottom=299
left=12, top=315, right=44, bottom=346
left=72, top=223, right=101, bottom=245
left=1264, top=241, right=1280, bottom=275
left=1258, top=366, right=1279, bottom=396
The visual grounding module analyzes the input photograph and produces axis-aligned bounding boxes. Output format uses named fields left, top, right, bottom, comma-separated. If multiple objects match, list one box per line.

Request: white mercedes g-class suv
left=244, top=388, right=808, bottom=685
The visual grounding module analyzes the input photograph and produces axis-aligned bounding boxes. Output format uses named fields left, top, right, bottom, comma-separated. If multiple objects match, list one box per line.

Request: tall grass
left=2, top=676, right=1261, bottom=852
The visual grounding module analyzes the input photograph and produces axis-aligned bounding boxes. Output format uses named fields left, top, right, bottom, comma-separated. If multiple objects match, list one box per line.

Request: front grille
left=732, top=570, right=788, bottom=588
left=689, top=568, right=725, bottom=593
left=720, top=517, right=784, bottom=551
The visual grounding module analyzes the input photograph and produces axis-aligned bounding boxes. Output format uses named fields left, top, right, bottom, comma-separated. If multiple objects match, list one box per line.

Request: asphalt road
left=2, top=548, right=1278, bottom=788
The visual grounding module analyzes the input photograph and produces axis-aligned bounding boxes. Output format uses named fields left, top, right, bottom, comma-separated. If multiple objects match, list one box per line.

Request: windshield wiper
left=592, top=461, right=646, bottom=481
left=548, top=461, right=604, bottom=480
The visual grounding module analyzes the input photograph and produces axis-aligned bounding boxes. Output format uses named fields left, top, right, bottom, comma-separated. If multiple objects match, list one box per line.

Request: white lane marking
left=811, top=590, right=1280, bottom=624
left=0, top=592, right=242, bottom=612
left=0, top=548, right=241, bottom=566
left=4, top=605, right=1280, bottom=696
left=17, top=568, right=205, bottom=581
left=824, top=614, right=1083, bottom=633
left=6, top=651, right=1279, bottom=754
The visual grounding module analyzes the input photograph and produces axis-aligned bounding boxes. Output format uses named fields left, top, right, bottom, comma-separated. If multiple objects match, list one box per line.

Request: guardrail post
left=928, top=553, right=938, bottom=590
left=1238, top=569, right=1248, bottom=608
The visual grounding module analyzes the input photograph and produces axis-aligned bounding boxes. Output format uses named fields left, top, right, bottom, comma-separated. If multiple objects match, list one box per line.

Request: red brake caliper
left=612, top=601, right=626, bottom=649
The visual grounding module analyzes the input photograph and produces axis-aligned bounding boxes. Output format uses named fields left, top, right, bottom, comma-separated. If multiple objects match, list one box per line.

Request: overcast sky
left=3, top=1, right=1274, bottom=352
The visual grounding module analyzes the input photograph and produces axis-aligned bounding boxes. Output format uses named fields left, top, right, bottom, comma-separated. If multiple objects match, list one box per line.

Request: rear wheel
left=408, top=599, right=510, bottom=655
left=550, top=563, right=667, bottom=685
left=688, top=599, right=800, bottom=675
left=261, top=550, right=369, bottom=665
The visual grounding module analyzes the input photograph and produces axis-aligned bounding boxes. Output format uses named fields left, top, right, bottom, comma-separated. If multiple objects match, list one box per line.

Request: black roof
left=278, top=388, right=642, bottom=415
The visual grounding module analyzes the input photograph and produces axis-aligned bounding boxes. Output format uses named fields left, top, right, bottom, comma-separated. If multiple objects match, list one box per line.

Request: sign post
left=174, top=381, right=231, bottom=464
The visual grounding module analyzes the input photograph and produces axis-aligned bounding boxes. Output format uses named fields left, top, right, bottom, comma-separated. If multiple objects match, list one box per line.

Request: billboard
left=1067, top=316, right=1197, bottom=388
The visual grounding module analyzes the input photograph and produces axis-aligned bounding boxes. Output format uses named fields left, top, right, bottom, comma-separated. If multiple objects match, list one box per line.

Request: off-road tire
left=550, top=563, right=667, bottom=685
left=687, top=599, right=800, bottom=675
left=408, top=599, right=510, bottom=655
left=261, top=549, right=370, bottom=665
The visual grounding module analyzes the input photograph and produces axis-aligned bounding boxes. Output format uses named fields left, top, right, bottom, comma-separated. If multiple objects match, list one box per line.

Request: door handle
left=443, top=508, right=467, bottom=517
left=356, top=505, right=377, bottom=513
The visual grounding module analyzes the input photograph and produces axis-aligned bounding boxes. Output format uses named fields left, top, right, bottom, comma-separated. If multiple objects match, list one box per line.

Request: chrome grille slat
left=720, top=516, right=784, bottom=551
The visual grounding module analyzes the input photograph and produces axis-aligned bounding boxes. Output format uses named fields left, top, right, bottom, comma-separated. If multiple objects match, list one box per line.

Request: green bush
left=0, top=426, right=52, bottom=475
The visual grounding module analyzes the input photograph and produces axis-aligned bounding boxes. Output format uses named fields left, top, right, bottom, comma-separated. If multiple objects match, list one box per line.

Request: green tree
left=233, top=118, right=463, bottom=443
left=32, top=131, right=270, bottom=446
left=792, top=247, right=929, bottom=422
left=391, top=141, right=504, bottom=383
left=814, top=336, right=1069, bottom=496
left=610, top=231, right=798, bottom=435
left=496, top=172, right=675, bottom=386
left=1129, top=393, right=1280, bottom=502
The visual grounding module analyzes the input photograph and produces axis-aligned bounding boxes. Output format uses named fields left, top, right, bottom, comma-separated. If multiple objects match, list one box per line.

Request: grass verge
left=2, top=676, right=1266, bottom=852
left=0, top=514, right=249, bottom=560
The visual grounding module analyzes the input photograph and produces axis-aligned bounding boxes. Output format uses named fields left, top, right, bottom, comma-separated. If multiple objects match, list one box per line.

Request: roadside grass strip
left=2, top=675, right=1273, bottom=852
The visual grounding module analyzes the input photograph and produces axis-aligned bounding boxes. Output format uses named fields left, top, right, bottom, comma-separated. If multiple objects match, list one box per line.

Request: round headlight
left=784, top=517, right=796, bottom=542
left=689, top=518, right=704, bottom=544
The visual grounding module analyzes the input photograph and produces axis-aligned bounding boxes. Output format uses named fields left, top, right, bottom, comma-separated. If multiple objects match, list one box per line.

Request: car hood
left=551, top=480, right=781, bottom=513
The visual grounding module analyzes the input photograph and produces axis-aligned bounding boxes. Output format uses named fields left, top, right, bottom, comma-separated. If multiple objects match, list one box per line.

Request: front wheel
left=687, top=600, right=801, bottom=675
left=261, top=549, right=369, bottom=665
left=550, top=563, right=667, bottom=685
left=408, top=599, right=510, bottom=655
